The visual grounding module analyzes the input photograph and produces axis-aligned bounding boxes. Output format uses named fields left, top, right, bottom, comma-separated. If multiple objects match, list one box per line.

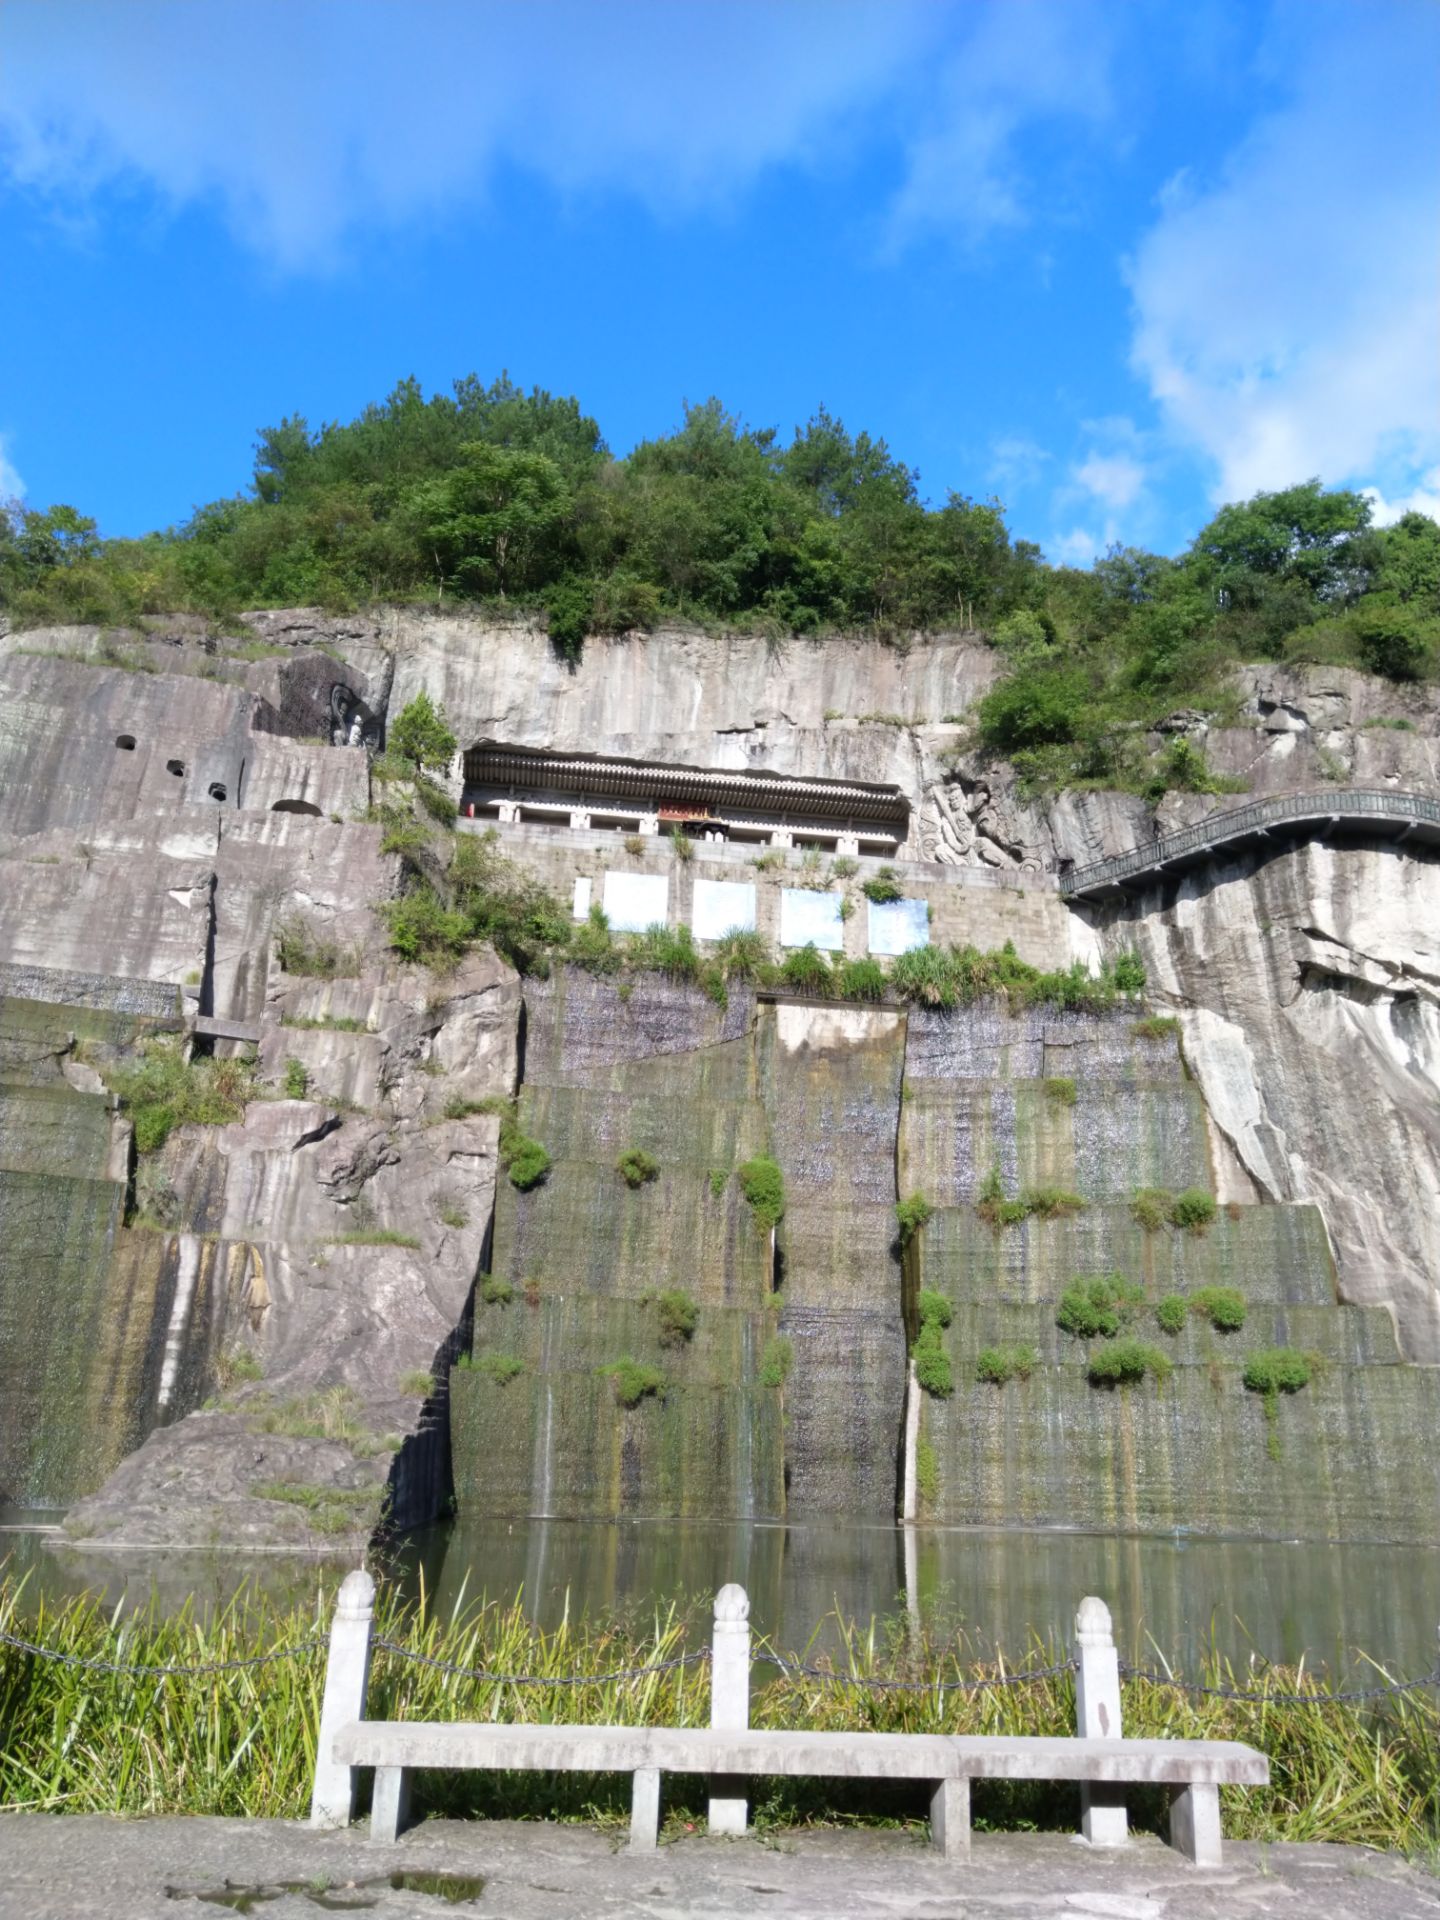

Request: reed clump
left=0, top=1578, right=1435, bottom=1853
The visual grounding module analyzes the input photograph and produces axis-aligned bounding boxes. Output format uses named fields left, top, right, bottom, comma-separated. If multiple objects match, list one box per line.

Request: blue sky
left=1, top=0, right=1436, bottom=564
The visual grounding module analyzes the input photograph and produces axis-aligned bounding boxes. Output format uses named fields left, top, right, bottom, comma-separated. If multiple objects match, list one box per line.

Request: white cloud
left=0, top=0, right=936, bottom=268
left=1073, top=451, right=1145, bottom=512
left=887, top=1, right=1113, bottom=247
left=1126, top=4, right=1440, bottom=510
left=988, top=435, right=1052, bottom=494
left=1363, top=468, right=1440, bottom=529
left=0, top=434, right=25, bottom=501
left=1052, top=526, right=1103, bottom=565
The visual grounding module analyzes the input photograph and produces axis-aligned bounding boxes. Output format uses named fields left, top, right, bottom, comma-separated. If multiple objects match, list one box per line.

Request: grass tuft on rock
left=975, top=1343, right=1038, bottom=1385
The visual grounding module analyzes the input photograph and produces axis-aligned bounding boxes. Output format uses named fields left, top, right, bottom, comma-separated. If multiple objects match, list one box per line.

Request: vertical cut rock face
left=453, top=973, right=1440, bottom=1541
left=452, top=971, right=785, bottom=1522
left=1089, top=840, right=1440, bottom=1362
left=5, top=617, right=1440, bottom=1547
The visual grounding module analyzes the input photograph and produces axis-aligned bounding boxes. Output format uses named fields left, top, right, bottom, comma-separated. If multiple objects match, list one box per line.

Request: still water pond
left=5, top=1507, right=1436, bottom=1683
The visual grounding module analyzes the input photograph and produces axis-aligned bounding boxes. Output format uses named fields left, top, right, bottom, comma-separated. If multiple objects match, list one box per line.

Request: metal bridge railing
left=1061, top=788, right=1440, bottom=896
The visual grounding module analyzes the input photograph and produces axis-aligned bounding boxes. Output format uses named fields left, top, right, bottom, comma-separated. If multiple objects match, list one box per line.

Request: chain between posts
left=755, top=1650, right=1080, bottom=1692
left=1117, top=1660, right=1440, bottom=1707
left=371, top=1639, right=710, bottom=1685
left=0, top=1626, right=326, bottom=1677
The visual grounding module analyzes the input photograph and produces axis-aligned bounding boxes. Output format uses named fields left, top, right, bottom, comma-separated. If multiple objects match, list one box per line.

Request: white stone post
left=1074, top=1594, right=1128, bottom=1846
left=708, top=1582, right=751, bottom=1836
left=310, top=1568, right=376, bottom=1828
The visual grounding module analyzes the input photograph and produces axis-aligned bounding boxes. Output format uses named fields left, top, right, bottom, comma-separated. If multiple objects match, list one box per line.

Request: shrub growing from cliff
left=1022, top=1186, right=1086, bottom=1220
left=603, top=1356, right=666, bottom=1407
left=759, top=1336, right=793, bottom=1388
left=627, top=921, right=701, bottom=981
left=1131, top=1188, right=1173, bottom=1231
left=1087, top=1339, right=1172, bottom=1388
left=888, top=940, right=1144, bottom=1013
left=480, top=1275, right=514, bottom=1305
left=835, top=956, right=887, bottom=1000
left=975, top=1164, right=1029, bottom=1229
left=861, top=866, right=903, bottom=904
left=462, top=1350, right=523, bottom=1385
left=1170, top=1188, right=1218, bottom=1234
left=382, top=883, right=470, bottom=968
left=569, top=902, right=621, bottom=975
left=275, top=916, right=359, bottom=979
left=738, top=1155, right=785, bottom=1231
left=913, top=1288, right=954, bottom=1397
left=654, top=1288, right=698, bottom=1347
left=1155, top=1294, right=1188, bottom=1335
left=1191, top=1285, right=1247, bottom=1332
left=389, top=691, right=458, bottom=776
left=1243, top=1347, right=1311, bottom=1399
left=895, top=1193, right=933, bottom=1247
left=713, top=927, right=768, bottom=982
left=110, top=1042, right=256, bottom=1154
left=1057, top=1275, right=1146, bottom=1341
left=617, top=1148, right=660, bottom=1189
left=975, top=1343, right=1037, bottom=1385
left=498, top=1114, right=551, bottom=1191
left=779, top=943, right=833, bottom=996
left=1243, top=1346, right=1312, bottom=1457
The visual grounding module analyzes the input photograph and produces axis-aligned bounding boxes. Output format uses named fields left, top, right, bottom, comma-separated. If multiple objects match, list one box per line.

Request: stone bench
left=309, top=1575, right=1269, bottom=1870
left=333, top=1718, right=1268, bottom=1865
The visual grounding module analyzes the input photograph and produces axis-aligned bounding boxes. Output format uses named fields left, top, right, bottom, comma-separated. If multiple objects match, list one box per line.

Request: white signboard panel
left=780, top=888, right=844, bottom=951
left=602, top=870, right=670, bottom=934
left=867, top=897, right=930, bottom=956
left=572, top=876, right=592, bottom=921
left=692, top=878, right=757, bottom=940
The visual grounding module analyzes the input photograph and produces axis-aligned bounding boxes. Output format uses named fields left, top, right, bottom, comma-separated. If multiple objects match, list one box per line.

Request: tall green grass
left=0, top=1576, right=1434, bottom=1850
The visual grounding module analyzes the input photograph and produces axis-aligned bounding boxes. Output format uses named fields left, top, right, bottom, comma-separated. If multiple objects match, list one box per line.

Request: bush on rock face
left=617, top=1148, right=660, bottom=1188
left=759, top=1335, right=793, bottom=1388
left=1057, top=1275, right=1146, bottom=1340
left=1170, top=1188, right=1218, bottom=1234
left=895, top=1193, right=933, bottom=1247
left=603, top=1357, right=666, bottom=1407
left=1243, top=1347, right=1311, bottom=1398
left=1191, top=1285, right=1247, bottom=1332
left=738, top=1156, right=785, bottom=1231
left=975, top=1343, right=1037, bottom=1385
left=654, top=1288, right=698, bottom=1347
left=1155, top=1294, right=1187, bottom=1335
left=1087, top=1339, right=1172, bottom=1388
left=913, top=1288, right=954, bottom=1397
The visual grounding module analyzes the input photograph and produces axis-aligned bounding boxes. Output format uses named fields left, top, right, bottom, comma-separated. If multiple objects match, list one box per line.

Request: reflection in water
left=395, top=1516, right=1440, bottom=1681
left=7, top=1504, right=1437, bottom=1684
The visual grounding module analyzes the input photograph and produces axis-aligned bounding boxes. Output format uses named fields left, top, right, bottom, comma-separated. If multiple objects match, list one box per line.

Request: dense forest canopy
left=3, top=372, right=1437, bottom=793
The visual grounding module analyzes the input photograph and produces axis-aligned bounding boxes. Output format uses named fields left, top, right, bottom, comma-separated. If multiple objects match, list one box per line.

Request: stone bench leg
left=708, top=1775, right=748, bottom=1837
left=1170, top=1781, right=1222, bottom=1868
left=929, top=1777, right=971, bottom=1860
left=1080, top=1782, right=1129, bottom=1847
left=371, top=1766, right=411, bottom=1844
left=629, top=1766, right=661, bottom=1852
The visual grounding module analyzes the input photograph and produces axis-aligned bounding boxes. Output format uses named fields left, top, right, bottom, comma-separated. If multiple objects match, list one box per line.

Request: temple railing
left=1060, top=788, right=1440, bottom=898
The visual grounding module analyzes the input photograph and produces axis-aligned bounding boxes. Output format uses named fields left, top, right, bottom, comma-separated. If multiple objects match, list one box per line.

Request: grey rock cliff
left=1084, top=839, right=1440, bottom=1360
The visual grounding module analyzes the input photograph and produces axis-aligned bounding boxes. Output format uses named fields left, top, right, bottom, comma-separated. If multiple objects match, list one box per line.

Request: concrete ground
left=1, top=1816, right=1437, bottom=1920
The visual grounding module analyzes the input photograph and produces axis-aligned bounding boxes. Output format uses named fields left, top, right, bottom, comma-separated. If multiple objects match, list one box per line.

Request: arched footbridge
left=1060, top=788, right=1440, bottom=901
